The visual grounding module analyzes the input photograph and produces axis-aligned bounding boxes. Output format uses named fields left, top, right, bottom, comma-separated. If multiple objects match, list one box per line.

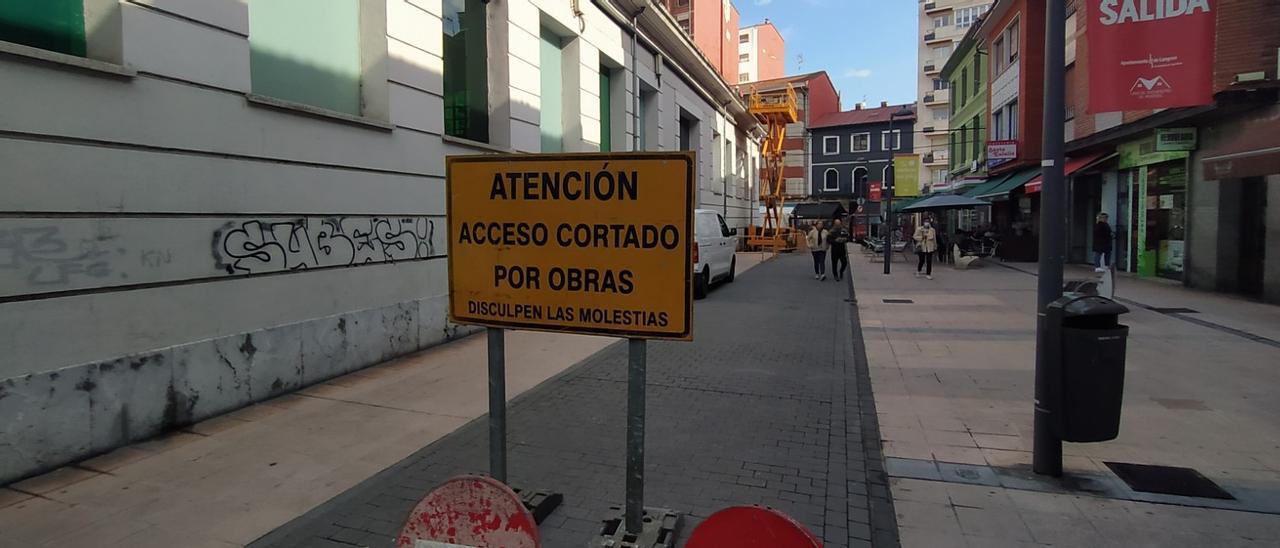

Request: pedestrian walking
left=913, top=217, right=938, bottom=280
left=1093, top=212, right=1113, bottom=272
left=806, top=221, right=829, bottom=280
left=829, top=219, right=852, bottom=281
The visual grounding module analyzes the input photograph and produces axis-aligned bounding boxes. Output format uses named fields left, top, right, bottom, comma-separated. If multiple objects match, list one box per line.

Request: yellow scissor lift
left=746, top=84, right=801, bottom=253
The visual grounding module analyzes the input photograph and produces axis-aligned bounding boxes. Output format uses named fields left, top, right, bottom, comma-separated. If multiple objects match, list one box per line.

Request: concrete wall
left=0, top=0, right=758, bottom=484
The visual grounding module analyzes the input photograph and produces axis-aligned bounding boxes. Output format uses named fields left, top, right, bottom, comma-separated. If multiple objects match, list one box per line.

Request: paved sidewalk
left=252, top=254, right=898, bottom=548
left=850, top=254, right=1280, bottom=547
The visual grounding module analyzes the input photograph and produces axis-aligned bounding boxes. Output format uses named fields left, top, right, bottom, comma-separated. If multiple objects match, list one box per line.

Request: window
left=853, top=167, right=869, bottom=197
left=992, top=110, right=1004, bottom=140
left=955, top=4, right=990, bottom=28
left=950, top=133, right=958, bottom=168
left=250, top=0, right=364, bottom=115
left=850, top=132, right=870, bottom=153
left=932, top=169, right=947, bottom=185
left=971, top=124, right=980, bottom=161
left=600, top=65, right=612, bottom=152
left=739, top=73, right=750, bottom=82
left=881, top=130, right=901, bottom=151
left=933, top=78, right=949, bottom=91
left=934, top=108, right=948, bottom=122
left=973, top=58, right=981, bottom=95
left=1007, top=101, right=1018, bottom=140
left=933, top=14, right=951, bottom=28
left=444, top=0, right=489, bottom=142
left=994, top=19, right=1019, bottom=73
left=739, top=33, right=750, bottom=43
left=0, top=0, right=86, bottom=56
left=823, top=169, right=840, bottom=191
left=540, top=27, right=565, bottom=152
left=676, top=0, right=690, bottom=6
left=959, top=68, right=967, bottom=105
left=932, top=45, right=951, bottom=63
left=678, top=18, right=691, bottom=34
left=1065, top=11, right=1077, bottom=65
left=639, top=86, right=658, bottom=150
left=823, top=135, right=840, bottom=155
left=739, top=53, right=749, bottom=62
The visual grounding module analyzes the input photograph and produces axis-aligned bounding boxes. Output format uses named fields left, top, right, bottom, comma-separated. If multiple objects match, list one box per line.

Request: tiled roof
left=810, top=104, right=917, bottom=128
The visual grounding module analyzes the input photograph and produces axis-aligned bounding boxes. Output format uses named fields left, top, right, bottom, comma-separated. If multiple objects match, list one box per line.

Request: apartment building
left=662, top=0, right=740, bottom=83
left=737, top=20, right=784, bottom=84
left=914, top=0, right=992, bottom=193
left=0, top=0, right=761, bottom=484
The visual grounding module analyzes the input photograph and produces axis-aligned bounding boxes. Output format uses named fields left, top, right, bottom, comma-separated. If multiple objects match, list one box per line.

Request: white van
left=692, top=209, right=737, bottom=299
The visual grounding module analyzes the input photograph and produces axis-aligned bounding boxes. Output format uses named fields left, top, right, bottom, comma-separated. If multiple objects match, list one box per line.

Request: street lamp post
left=1034, top=0, right=1068, bottom=477
left=884, top=108, right=914, bottom=274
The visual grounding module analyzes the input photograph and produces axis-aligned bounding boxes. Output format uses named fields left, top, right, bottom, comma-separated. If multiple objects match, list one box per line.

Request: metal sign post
left=488, top=328, right=507, bottom=483
left=625, top=338, right=647, bottom=534
left=446, top=153, right=693, bottom=547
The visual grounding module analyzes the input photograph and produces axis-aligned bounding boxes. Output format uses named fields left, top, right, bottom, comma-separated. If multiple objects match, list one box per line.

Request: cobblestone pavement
left=251, top=255, right=899, bottom=548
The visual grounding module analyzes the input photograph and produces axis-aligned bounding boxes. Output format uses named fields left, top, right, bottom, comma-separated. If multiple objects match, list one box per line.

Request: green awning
left=961, top=174, right=1010, bottom=198
left=978, top=168, right=1041, bottom=200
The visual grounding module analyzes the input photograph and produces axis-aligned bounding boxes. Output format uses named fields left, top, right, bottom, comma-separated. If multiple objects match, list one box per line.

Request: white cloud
left=844, top=68, right=873, bottom=78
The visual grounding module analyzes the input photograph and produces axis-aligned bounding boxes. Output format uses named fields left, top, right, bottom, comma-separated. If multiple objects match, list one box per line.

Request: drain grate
left=883, top=298, right=914, bottom=304
left=1105, top=462, right=1234, bottom=500
left=1150, top=307, right=1199, bottom=314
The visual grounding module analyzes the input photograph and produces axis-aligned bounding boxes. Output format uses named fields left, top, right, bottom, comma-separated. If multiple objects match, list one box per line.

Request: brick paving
left=250, top=255, right=899, bottom=548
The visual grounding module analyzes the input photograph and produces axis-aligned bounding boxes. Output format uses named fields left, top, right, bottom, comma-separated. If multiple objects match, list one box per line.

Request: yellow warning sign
left=447, top=153, right=695, bottom=340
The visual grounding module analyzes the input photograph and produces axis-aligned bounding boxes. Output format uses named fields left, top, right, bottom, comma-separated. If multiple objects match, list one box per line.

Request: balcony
left=925, top=125, right=949, bottom=137
left=924, top=90, right=950, bottom=106
left=923, top=63, right=939, bottom=75
left=925, top=30, right=953, bottom=45
left=924, top=152, right=949, bottom=166
left=924, top=2, right=952, bottom=15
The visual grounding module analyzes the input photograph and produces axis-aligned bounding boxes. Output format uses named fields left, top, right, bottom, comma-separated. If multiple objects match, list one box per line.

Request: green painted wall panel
left=540, top=29, right=563, bottom=153
left=0, top=0, right=86, bottom=57
left=249, top=0, right=361, bottom=115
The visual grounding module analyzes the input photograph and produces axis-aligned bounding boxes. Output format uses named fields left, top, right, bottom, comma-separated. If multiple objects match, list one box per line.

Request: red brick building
left=663, top=0, right=740, bottom=84
left=1054, top=0, right=1280, bottom=299
left=740, top=72, right=841, bottom=200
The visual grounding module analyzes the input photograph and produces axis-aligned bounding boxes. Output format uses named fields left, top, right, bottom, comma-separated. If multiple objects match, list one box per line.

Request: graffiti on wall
left=1, top=216, right=443, bottom=298
left=213, top=216, right=438, bottom=275
left=0, top=225, right=117, bottom=286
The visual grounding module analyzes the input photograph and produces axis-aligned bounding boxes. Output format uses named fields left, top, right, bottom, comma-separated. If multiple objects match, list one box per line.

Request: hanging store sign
left=447, top=153, right=695, bottom=340
left=1087, top=0, right=1216, bottom=112
left=1155, top=128, right=1198, bottom=151
left=987, top=140, right=1018, bottom=168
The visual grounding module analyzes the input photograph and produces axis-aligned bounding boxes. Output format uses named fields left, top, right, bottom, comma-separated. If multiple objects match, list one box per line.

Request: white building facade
left=0, top=0, right=760, bottom=484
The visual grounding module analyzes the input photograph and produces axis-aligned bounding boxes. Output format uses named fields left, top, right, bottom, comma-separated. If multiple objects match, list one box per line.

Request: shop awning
left=791, top=202, right=847, bottom=219
left=960, top=174, right=1011, bottom=198
left=1025, top=152, right=1114, bottom=193
left=890, top=195, right=929, bottom=210
left=1201, top=110, right=1280, bottom=180
left=978, top=168, right=1041, bottom=200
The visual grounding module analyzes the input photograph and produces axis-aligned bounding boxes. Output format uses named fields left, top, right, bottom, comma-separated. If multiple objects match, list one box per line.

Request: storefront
left=1115, top=133, right=1193, bottom=280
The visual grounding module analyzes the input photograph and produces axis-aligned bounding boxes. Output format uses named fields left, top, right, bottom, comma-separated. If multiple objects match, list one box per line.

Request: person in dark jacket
left=1093, top=212, right=1113, bottom=272
left=828, top=219, right=852, bottom=281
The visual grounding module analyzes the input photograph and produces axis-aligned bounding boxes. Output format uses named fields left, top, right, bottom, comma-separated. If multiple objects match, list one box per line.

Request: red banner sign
left=1087, top=0, right=1216, bottom=113
left=869, top=182, right=882, bottom=202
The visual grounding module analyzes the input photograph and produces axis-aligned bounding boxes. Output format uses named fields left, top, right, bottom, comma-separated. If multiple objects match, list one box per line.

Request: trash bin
left=1047, top=295, right=1130, bottom=443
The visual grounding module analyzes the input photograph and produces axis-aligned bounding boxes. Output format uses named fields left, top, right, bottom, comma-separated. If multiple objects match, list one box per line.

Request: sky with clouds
left=737, top=0, right=918, bottom=107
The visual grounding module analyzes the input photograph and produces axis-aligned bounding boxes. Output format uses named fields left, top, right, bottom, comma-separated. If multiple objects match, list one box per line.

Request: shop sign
left=1155, top=128, right=1197, bottom=151
left=1087, top=0, right=1217, bottom=112
left=987, top=140, right=1018, bottom=168
left=1118, top=135, right=1188, bottom=169
left=869, top=181, right=882, bottom=201
left=447, top=153, right=694, bottom=340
